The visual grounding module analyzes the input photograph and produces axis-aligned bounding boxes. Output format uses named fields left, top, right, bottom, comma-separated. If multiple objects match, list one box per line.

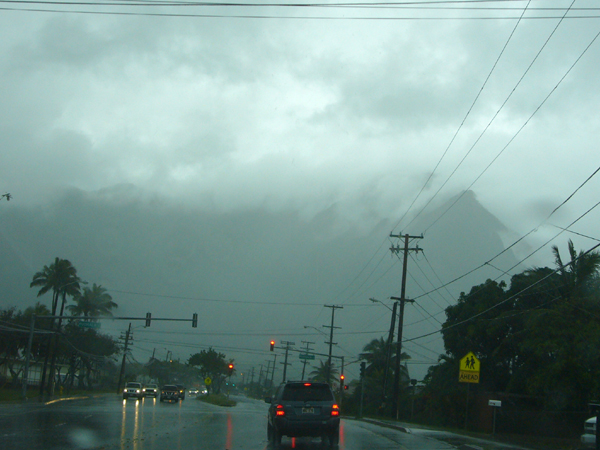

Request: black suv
left=266, top=381, right=340, bottom=448
left=160, top=385, right=181, bottom=402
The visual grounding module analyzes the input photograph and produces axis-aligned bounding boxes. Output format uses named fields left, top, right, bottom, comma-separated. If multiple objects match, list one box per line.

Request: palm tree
left=309, top=360, right=338, bottom=384
left=360, top=336, right=411, bottom=377
left=29, top=258, right=81, bottom=397
left=68, top=284, right=118, bottom=317
left=30, top=257, right=82, bottom=317
left=552, top=240, right=600, bottom=301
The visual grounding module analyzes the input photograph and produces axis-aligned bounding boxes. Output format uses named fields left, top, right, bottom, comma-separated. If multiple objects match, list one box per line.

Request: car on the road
left=188, top=387, right=199, bottom=396
left=160, top=385, right=181, bottom=402
left=176, top=384, right=186, bottom=400
left=266, top=381, right=340, bottom=448
left=581, top=416, right=596, bottom=447
left=123, top=382, right=144, bottom=400
left=143, top=383, right=159, bottom=398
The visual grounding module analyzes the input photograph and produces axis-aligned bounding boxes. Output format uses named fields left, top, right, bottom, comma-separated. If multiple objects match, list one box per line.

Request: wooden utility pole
left=323, top=305, right=343, bottom=383
left=280, top=341, right=295, bottom=382
left=381, top=301, right=398, bottom=408
left=390, top=233, right=422, bottom=419
left=300, top=341, right=314, bottom=380
left=116, top=323, right=132, bottom=394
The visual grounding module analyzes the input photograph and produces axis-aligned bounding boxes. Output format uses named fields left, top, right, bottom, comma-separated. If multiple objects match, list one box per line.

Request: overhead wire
left=2, top=0, right=600, bottom=20
left=391, top=0, right=533, bottom=233
left=418, top=0, right=578, bottom=234
left=412, top=163, right=600, bottom=300
left=403, top=240, right=600, bottom=344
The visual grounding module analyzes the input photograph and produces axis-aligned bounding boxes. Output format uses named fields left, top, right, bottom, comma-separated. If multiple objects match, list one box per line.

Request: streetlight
left=369, top=297, right=394, bottom=312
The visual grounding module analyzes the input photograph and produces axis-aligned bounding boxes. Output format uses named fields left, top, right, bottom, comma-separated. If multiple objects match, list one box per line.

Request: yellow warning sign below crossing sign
left=459, top=352, right=480, bottom=384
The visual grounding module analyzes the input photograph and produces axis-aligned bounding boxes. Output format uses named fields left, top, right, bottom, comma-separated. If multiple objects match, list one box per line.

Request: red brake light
left=276, top=404, right=285, bottom=416
left=331, top=404, right=340, bottom=417
left=303, top=383, right=311, bottom=386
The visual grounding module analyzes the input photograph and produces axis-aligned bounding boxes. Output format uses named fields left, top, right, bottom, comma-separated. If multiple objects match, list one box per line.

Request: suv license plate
left=302, top=407, right=314, bottom=414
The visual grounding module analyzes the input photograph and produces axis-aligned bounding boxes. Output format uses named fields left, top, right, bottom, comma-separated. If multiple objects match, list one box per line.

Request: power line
left=392, top=0, right=533, bottom=233
left=2, top=1, right=600, bottom=20
left=403, top=240, right=600, bottom=344
left=418, top=0, right=579, bottom=234
left=412, top=163, right=600, bottom=301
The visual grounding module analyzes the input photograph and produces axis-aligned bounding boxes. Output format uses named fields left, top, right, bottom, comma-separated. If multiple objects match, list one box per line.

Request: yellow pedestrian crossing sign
left=459, top=352, right=480, bottom=383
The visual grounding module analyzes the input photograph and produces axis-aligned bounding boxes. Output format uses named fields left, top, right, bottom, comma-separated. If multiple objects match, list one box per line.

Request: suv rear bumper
left=274, top=417, right=340, bottom=437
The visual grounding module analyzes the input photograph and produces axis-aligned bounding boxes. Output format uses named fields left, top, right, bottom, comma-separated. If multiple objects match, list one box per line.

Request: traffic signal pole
left=339, top=356, right=345, bottom=409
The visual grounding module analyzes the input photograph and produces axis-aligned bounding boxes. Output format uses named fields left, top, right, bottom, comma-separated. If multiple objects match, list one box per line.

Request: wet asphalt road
left=0, top=394, right=456, bottom=450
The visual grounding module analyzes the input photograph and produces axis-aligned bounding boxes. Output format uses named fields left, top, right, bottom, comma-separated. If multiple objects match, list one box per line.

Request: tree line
left=0, top=257, right=120, bottom=394
left=417, top=240, right=600, bottom=435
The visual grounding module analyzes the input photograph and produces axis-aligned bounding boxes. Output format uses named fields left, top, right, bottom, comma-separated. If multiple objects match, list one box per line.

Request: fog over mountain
left=0, top=186, right=522, bottom=380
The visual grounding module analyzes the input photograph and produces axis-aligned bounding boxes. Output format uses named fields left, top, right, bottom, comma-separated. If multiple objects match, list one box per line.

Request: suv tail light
left=276, top=404, right=285, bottom=416
left=331, top=404, right=340, bottom=417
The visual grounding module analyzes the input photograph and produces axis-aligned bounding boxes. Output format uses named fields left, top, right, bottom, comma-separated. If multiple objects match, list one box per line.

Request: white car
left=581, top=416, right=596, bottom=447
left=123, top=382, right=144, bottom=400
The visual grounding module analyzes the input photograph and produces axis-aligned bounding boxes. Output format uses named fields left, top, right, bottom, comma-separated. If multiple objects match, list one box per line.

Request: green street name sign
left=299, top=354, right=315, bottom=360
left=78, top=321, right=101, bottom=329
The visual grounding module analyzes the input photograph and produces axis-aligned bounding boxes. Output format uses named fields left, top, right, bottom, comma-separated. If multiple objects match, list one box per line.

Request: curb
left=359, top=418, right=411, bottom=434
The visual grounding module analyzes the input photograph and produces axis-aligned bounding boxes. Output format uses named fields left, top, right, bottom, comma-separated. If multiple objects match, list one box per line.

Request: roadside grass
left=0, top=387, right=115, bottom=402
left=196, top=393, right=236, bottom=407
left=0, top=388, right=23, bottom=402
left=364, top=417, right=582, bottom=450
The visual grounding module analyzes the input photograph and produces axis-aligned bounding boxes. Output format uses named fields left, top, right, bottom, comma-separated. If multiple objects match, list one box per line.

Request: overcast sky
left=2, top=1, right=600, bottom=381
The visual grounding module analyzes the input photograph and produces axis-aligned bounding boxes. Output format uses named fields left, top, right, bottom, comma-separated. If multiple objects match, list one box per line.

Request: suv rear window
left=281, top=384, right=334, bottom=402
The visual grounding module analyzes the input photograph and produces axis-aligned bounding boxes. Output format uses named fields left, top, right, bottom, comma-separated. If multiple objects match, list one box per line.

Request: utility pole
left=116, top=323, right=133, bottom=394
left=389, top=232, right=422, bottom=419
left=22, top=314, right=36, bottom=400
left=323, top=305, right=343, bottom=383
left=300, top=341, right=314, bottom=380
left=381, top=301, right=398, bottom=409
left=280, top=341, right=295, bottom=382
left=264, top=361, right=271, bottom=388
left=271, top=354, right=277, bottom=388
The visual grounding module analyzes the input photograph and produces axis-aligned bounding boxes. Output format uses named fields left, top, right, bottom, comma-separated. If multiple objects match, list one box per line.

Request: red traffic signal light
left=270, top=340, right=275, bottom=351
left=228, top=363, right=234, bottom=370
left=340, top=374, right=345, bottom=381
left=227, top=363, right=234, bottom=376
left=344, top=385, right=348, bottom=390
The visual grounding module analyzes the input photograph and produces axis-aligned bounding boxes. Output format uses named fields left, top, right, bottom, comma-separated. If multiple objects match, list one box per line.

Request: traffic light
left=228, top=363, right=234, bottom=376
left=145, top=312, right=151, bottom=327
left=270, top=340, right=275, bottom=351
left=360, top=361, right=366, bottom=378
left=192, top=313, right=198, bottom=328
left=344, top=385, right=348, bottom=390
left=340, top=374, right=345, bottom=381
